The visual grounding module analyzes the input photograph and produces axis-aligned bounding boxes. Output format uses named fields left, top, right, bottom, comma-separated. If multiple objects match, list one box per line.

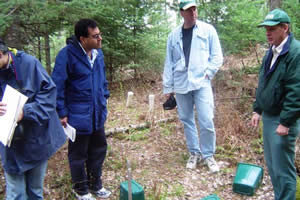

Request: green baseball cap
left=179, top=0, right=197, bottom=10
left=258, top=9, right=290, bottom=27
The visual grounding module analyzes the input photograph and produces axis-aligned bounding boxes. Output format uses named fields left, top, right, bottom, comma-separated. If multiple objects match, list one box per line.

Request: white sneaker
left=204, top=156, right=220, bottom=173
left=90, top=187, right=111, bottom=199
left=186, top=153, right=201, bottom=169
left=73, top=191, right=96, bottom=200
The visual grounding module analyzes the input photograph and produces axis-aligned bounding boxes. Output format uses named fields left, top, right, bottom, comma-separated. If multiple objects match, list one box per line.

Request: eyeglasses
left=89, top=33, right=102, bottom=39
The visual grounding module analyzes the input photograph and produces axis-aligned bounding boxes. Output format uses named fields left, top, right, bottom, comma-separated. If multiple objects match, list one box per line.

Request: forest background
left=1, top=0, right=300, bottom=199
left=0, top=0, right=299, bottom=80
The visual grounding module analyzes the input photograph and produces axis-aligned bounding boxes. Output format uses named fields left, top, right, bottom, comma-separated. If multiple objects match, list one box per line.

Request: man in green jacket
left=251, top=9, right=300, bottom=200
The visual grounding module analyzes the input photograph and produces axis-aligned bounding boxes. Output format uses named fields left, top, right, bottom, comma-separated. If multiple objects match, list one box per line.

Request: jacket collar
left=280, top=33, right=293, bottom=55
left=179, top=20, right=206, bottom=39
left=264, top=33, right=293, bottom=78
left=68, top=42, right=95, bottom=68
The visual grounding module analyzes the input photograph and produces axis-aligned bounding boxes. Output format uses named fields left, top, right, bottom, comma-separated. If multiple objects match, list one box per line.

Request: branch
left=215, top=96, right=255, bottom=101
left=5, top=5, right=20, bottom=17
left=106, top=117, right=176, bottom=136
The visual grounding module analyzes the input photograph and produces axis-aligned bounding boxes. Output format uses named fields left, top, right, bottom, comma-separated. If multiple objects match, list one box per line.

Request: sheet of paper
left=0, top=85, right=28, bottom=146
left=63, top=123, right=76, bottom=142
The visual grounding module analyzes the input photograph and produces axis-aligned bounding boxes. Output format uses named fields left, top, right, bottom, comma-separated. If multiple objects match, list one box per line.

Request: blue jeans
left=4, top=160, right=48, bottom=200
left=262, top=112, right=299, bottom=200
left=176, top=86, right=216, bottom=159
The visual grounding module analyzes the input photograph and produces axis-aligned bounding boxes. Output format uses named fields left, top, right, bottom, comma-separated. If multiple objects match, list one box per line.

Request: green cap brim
left=258, top=21, right=280, bottom=27
left=182, top=3, right=197, bottom=10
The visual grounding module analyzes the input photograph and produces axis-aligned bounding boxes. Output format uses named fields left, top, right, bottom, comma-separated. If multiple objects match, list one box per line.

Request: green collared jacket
left=253, top=34, right=300, bottom=127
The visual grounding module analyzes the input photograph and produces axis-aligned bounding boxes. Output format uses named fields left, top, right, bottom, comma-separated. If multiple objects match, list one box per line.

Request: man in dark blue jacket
left=52, top=19, right=110, bottom=200
left=0, top=38, right=66, bottom=199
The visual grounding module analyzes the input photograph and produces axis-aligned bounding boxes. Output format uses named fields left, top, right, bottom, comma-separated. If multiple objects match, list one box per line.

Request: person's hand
left=164, top=93, right=174, bottom=100
left=17, top=109, right=24, bottom=122
left=0, top=102, right=7, bottom=116
left=276, top=124, right=289, bottom=136
left=60, top=116, right=68, bottom=128
left=250, top=112, right=261, bottom=127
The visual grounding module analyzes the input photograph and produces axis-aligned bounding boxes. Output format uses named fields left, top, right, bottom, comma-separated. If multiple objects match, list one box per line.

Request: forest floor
left=0, top=48, right=284, bottom=199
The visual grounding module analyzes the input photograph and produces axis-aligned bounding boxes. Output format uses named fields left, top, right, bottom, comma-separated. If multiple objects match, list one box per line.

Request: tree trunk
left=269, top=0, right=281, bottom=10
left=44, top=34, right=51, bottom=75
left=38, top=37, right=42, bottom=62
left=107, top=56, right=114, bottom=82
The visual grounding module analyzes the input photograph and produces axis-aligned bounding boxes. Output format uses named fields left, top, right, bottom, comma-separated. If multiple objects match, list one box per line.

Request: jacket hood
left=66, top=35, right=77, bottom=45
left=66, top=35, right=86, bottom=57
left=66, top=35, right=83, bottom=50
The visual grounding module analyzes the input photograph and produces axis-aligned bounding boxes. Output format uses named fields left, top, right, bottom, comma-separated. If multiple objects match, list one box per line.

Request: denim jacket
left=163, top=20, right=223, bottom=94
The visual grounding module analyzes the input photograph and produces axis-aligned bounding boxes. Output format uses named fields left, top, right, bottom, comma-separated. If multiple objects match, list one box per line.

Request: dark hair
left=74, top=19, right=98, bottom=41
left=0, top=38, right=8, bottom=54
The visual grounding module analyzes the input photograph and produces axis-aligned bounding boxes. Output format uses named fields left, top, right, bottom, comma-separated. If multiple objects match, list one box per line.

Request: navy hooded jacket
left=0, top=50, right=66, bottom=174
left=51, top=37, right=110, bottom=135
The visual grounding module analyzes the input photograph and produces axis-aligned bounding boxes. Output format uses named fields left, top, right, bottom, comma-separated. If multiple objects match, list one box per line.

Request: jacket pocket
left=68, top=104, right=91, bottom=132
left=172, top=45, right=186, bottom=72
left=259, top=82, right=284, bottom=114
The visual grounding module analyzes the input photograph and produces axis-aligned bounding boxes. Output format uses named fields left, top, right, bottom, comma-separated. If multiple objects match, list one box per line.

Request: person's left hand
left=276, top=124, right=289, bottom=136
left=17, top=109, right=24, bottom=122
left=0, top=102, right=7, bottom=116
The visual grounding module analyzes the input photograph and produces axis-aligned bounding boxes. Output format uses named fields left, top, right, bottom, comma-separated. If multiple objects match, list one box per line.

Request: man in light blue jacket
left=163, top=0, right=223, bottom=172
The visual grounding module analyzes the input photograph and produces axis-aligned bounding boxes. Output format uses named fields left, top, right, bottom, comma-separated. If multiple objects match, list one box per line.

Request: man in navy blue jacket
left=52, top=19, right=111, bottom=200
left=0, top=38, right=66, bottom=199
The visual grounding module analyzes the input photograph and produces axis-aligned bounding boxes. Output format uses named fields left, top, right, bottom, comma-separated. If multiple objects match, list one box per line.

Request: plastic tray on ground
left=200, top=194, right=220, bottom=200
left=119, top=180, right=145, bottom=200
left=233, top=162, right=264, bottom=196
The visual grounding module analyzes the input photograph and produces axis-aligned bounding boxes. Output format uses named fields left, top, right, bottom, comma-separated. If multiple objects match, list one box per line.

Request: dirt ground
left=41, top=70, right=275, bottom=200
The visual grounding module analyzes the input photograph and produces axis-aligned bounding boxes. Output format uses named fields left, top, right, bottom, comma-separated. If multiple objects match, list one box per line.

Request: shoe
left=90, top=187, right=111, bottom=199
left=186, top=153, right=201, bottom=169
left=73, top=190, right=96, bottom=200
left=204, top=156, right=220, bottom=173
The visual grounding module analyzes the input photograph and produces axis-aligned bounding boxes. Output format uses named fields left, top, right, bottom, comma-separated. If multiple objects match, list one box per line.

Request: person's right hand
left=0, top=102, right=7, bottom=116
left=250, top=112, right=261, bottom=127
left=60, top=116, right=68, bottom=128
left=164, top=93, right=174, bottom=100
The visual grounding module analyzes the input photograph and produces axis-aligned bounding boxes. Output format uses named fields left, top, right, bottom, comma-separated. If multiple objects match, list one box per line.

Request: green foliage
left=1, top=0, right=299, bottom=77
left=95, top=0, right=170, bottom=81
left=148, top=182, right=185, bottom=200
left=205, top=0, right=266, bottom=54
left=282, top=0, right=300, bottom=39
left=297, top=176, right=300, bottom=200
left=160, top=123, right=175, bottom=137
left=126, top=128, right=149, bottom=141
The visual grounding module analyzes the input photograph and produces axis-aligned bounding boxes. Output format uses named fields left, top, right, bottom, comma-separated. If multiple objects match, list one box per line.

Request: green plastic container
left=119, top=180, right=145, bottom=200
left=200, top=194, right=220, bottom=200
left=233, top=162, right=264, bottom=196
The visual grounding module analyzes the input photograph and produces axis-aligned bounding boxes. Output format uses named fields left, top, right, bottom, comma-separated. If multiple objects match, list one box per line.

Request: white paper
left=0, top=85, right=28, bottom=147
left=63, top=123, right=76, bottom=142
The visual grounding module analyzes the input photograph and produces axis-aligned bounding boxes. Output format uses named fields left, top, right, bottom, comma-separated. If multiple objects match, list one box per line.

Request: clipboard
left=0, top=85, right=28, bottom=147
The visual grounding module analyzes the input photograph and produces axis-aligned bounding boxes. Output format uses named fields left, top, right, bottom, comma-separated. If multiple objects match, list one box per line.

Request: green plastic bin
left=200, top=194, right=220, bottom=200
left=233, top=162, right=264, bottom=196
left=119, top=180, right=145, bottom=200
